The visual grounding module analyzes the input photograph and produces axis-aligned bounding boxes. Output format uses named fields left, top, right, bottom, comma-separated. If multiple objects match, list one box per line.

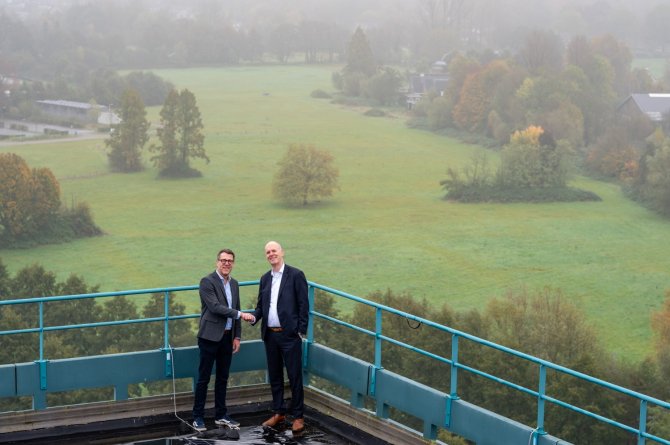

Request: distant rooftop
left=620, top=93, right=670, bottom=121
left=36, top=99, right=103, bottom=110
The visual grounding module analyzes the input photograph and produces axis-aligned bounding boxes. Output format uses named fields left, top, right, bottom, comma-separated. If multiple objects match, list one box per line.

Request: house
left=36, top=99, right=122, bottom=125
left=405, top=60, right=450, bottom=110
left=617, top=93, right=670, bottom=123
left=36, top=99, right=100, bottom=122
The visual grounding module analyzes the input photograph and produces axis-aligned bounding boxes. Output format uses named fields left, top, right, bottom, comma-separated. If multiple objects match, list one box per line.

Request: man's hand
left=232, top=338, right=240, bottom=354
left=240, top=312, right=255, bottom=323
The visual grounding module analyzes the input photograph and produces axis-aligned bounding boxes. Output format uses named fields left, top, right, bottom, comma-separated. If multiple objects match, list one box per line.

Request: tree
left=585, top=126, right=639, bottom=181
left=150, top=88, right=208, bottom=178
left=473, top=288, right=628, bottom=444
left=452, top=60, right=511, bottom=132
left=0, top=153, right=61, bottom=243
left=30, top=167, right=62, bottom=232
left=272, top=144, right=339, bottom=206
left=106, top=88, right=150, bottom=173
left=519, top=29, right=564, bottom=75
left=268, top=23, right=297, bottom=63
left=644, top=4, right=670, bottom=54
left=0, top=261, right=191, bottom=407
left=0, top=153, right=35, bottom=239
left=344, top=27, right=376, bottom=76
left=334, top=27, right=378, bottom=98
left=497, top=126, right=568, bottom=188
left=643, top=138, right=670, bottom=216
left=0, top=153, right=100, bottom=248
left=652, top=292, right=670, bottom=390
left=363, top=66, right=402, bottom=105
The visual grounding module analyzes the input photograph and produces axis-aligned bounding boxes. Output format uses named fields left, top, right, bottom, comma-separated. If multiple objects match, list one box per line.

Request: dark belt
left=268, top=327, right=283, bottom=332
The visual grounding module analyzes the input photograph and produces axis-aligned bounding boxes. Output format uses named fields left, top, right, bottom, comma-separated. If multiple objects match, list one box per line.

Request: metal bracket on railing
left=369, top=364, right=382, bottom=396
left=162, top=348, right=173, bottom=377
left=36, top=359, right=48, bottom=390
left=445, top=396, right=452, bottom=428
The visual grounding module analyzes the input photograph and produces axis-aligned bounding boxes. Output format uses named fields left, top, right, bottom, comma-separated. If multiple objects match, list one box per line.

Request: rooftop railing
left=1, top=282, right=668, bottom=444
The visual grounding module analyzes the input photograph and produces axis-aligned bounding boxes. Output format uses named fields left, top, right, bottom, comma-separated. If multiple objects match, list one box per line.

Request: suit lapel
left=277, top=266, right=289, bottom=302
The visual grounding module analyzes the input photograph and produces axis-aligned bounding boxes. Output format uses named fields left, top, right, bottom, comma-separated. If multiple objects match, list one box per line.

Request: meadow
left=2, top=65, right=669, bottom=362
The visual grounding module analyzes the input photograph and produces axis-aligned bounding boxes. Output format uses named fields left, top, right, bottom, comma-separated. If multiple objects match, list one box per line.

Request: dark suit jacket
left=197, top=271, right=241, bottom=342
left=252, top=264, right=309, bottom=341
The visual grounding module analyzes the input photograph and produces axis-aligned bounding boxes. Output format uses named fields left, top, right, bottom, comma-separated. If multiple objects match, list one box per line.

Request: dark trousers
left=192, top=331, right=233, bottom=418
left=264, top=330, right=304, bottom=418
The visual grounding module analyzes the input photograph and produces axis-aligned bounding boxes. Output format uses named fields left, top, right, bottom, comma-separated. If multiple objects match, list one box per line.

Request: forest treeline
left=1, top=260, right=669, bottom=443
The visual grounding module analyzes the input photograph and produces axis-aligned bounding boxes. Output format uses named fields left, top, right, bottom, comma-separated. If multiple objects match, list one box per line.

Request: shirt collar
left=272, top=263, right=285, bottom=278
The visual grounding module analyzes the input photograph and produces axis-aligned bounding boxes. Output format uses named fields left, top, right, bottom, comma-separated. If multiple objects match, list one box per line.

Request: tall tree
left=643, top=138, right=670, bottom=216
left=150, top=88, right=208, bottom=178
left=0, top=153, right=36, bottom=240
left=272, top=143, right=339, bottom=206
left=344, top=27, right=377, bottom=76
left=106, top=88, right=150, bottom=173
left=452, top=60, right=511, bottom=132
left=0, top=153, right=61, bottom=243
left=651, top=290, right=670, bottom=399
left=519, top=29, right=564, bottom=75
left=0, top=153, right=100, bottom=248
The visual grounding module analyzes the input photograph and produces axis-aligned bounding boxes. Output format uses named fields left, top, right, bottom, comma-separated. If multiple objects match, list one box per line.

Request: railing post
left=162, top=291, right=172, bottom=377
left=370, top=307, right=383, bottom=397
left=36, top=301, right=48, bottom=390
left=304, top=285, right=315, bottom=384
left=638, top=400, right=647, bottom=445
left=536, top=364, right=547, bottom=436
left=307, top=285, right=315, bottom=344
left=375, top=308, right=382, bottom=369
left=450, top=334, right=459, bottom=400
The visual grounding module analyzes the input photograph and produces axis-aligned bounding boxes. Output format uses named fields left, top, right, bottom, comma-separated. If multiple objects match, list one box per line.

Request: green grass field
left=2, top=65, right=669, bottom=362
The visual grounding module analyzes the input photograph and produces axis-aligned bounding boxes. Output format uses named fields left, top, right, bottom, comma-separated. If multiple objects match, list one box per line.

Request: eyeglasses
left=218, top=259, right=234, bottom=264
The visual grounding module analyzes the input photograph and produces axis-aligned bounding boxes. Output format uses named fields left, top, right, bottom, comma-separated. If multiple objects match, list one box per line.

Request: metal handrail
left=1, top=281, right=668, bottom=444
left=306, top=282, right=670, bottom=445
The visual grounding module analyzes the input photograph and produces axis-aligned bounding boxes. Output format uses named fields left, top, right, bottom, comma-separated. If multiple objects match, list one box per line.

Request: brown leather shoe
left=262, top=413, right=285, bottom=427
left=291, top=417, right=305, bottom=433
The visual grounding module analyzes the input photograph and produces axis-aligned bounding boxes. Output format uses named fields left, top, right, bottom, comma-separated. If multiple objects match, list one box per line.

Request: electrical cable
left=528, top=427, right=539, bottom=445
left=169, top=344, right=200, bottom=432
left=405, top=317, right=422, bottom=329
left=168, top=345, right=232, bottom=445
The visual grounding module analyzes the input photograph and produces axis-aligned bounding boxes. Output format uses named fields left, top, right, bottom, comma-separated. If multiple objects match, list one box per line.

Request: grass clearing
left=2, top=65, right=669, bottom=361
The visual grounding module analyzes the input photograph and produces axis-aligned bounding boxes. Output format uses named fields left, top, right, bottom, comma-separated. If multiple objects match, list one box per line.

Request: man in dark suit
left=192, top=248, right=254, bottom=432
left=250, top=241, right=309, bottom=433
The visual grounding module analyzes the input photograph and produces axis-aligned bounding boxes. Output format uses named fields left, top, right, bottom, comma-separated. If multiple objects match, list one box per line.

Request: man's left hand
left=233, top=338, right=240, bottom=353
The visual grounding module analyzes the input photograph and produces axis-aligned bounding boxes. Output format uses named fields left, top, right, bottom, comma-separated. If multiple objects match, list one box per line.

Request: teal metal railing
left=307, top=283, right=670, bottom=445
left=1, top=282, right=668, bottom=444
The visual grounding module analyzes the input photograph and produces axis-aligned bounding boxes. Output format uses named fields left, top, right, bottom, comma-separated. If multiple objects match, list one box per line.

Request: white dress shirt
left=217, top=271, right=236, bottom=330
left=267, top=264, right=284, bottom=328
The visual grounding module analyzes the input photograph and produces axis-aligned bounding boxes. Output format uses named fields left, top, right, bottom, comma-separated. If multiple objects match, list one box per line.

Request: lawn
left=2, top=65, right=669, bottom=362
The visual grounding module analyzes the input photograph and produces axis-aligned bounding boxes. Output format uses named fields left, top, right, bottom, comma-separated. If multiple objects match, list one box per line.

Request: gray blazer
left=197, top=271, right=241, bottom=342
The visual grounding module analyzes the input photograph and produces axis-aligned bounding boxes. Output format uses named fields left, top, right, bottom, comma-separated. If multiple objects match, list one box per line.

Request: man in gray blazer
left=192, top=248, right=254, bottom=432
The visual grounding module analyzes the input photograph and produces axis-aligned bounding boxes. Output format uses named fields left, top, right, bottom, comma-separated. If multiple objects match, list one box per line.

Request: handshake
left=240, top=312, right=256, bottom=323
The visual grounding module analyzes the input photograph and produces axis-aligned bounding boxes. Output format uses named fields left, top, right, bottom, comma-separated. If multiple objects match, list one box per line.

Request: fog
left=2, top=0, right=669, bottom=59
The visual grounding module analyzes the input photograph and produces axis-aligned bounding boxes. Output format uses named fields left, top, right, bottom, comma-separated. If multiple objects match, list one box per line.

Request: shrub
left=310, top=89, right=332, bottom=99
left=363, top=108, right=386, bottom=117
